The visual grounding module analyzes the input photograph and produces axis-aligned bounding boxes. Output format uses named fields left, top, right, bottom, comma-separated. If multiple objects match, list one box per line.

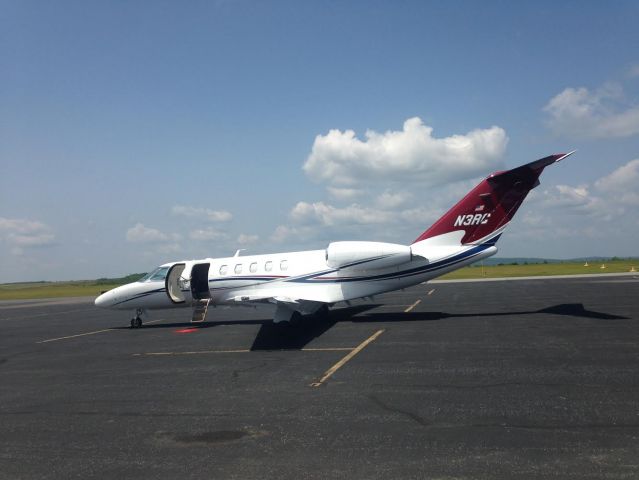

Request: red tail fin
left=412, top=152, right=574, bottom=245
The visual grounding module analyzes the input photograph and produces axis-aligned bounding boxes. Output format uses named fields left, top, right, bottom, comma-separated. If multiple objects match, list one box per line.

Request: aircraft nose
left=95, top=290, right=113, bottom=308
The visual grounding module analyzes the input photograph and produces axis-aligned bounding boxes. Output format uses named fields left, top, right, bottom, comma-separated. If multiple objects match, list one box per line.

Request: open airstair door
left=165, top=263, right=186, bottom=304
left=190, top=263, right=211, bottom=300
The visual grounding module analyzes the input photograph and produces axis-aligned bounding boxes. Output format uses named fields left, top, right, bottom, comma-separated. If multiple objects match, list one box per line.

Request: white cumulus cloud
left=327, top=186, right=363, bottom=201
left=594, top=158, right=639, bottom=209
left=0, top=217, right=56, bottom=255
left=189, top=227, right=227, bottom=242
left=171, top=205, right=232, bottom=222
left=290, top=201, right=392, bottom=226
left=303, top=117, right=507, bottom=186
left=270, top=225, right=297, bottom=243
left=237, top=233, right=259, bottom=245
left=544, top=83, right=639, bottom=139
left=532, top=158, right=639, bottom=223
left=540, top=184, right=592, bottom=209
left=376, top=190, right=412, bottom=209
left=126, top=223, right=180, bottom=243
left=594, top=158, right=639, bottom=193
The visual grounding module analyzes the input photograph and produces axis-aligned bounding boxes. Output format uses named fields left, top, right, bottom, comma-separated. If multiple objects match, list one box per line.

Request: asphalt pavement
left=1, top=275, right=638, bottom=479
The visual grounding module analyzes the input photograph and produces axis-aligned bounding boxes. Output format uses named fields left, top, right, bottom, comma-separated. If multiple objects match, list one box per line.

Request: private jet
left=95, top=152, right=574, bottom=328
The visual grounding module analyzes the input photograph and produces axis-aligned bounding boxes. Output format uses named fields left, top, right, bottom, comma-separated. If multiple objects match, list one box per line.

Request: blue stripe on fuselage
left=202, top=243, right=492, bottom=288
left=112, top=287, right=166, bottom=306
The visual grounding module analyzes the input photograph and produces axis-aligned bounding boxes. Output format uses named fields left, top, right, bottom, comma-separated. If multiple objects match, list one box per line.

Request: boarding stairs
left=192, top=298, right=211, bottom=323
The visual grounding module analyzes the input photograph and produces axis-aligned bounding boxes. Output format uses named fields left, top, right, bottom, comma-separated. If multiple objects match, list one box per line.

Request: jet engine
left=325, top=241, right=413, bottom=271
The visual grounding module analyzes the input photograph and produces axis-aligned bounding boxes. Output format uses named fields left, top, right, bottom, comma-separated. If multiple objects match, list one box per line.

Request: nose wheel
left=130, top=317, right=142, bottom=328
left=130, top=308, right=144, bottom=328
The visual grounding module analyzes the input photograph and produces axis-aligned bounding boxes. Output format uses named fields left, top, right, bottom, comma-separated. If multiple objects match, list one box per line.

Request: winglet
left=553, top=150, right=576, bottom=163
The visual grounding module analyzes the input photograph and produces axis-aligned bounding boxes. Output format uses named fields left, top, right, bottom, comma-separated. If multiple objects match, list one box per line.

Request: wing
left=230, top=292, right=327, bottom=316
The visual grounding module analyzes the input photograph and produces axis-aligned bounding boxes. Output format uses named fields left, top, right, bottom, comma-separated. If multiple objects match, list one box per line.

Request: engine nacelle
left=325, top=241, right=412, bottom=271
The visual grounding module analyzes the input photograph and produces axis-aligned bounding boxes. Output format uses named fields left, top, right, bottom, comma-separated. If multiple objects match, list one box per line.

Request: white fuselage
left=94, top=234, right=498, bottom=313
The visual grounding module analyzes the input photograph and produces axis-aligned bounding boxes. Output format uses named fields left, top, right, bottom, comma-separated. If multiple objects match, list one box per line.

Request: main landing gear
left=272, top=304, right=331, bottom=328
left=130, top=308, right=144, bottom=329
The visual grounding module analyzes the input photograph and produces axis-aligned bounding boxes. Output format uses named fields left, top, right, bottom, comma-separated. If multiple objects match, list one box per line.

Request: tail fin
left=412, top=151, right=575, bottom=246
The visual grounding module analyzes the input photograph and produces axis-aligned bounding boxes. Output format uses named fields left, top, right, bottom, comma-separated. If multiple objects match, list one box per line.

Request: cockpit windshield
left=138, top=266, right=170, bottom=282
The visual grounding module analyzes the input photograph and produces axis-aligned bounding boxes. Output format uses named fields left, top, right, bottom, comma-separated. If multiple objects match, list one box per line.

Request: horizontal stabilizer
left=487, top=151, right=575, bottom=186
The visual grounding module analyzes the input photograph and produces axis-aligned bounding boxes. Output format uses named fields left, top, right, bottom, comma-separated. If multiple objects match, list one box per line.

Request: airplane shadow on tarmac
left=113, top=303, right=628, bottom=351
left=352, top=303, right=629, bottom=324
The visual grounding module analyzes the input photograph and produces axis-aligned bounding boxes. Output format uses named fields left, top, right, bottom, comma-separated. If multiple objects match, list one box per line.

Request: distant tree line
left=94, top=273, right=147, bottom=285
left=473, top=256, right=637, bottom=267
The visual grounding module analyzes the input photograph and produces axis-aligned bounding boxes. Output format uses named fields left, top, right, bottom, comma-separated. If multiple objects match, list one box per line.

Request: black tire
left=135, top=317, right=142, bottom=328
left=130, top=319, right=135, bottom=329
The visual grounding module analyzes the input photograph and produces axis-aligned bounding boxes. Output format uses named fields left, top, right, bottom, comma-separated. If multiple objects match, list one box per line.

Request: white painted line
left=38, top=328, right=113, bottom=343
left=37, top=318, right=164, bottom=344
left=428, top=288, right=435, bottom=295
left=310, top=329, right=384, bottom=387
left=404, top=299, right=421, bottom=313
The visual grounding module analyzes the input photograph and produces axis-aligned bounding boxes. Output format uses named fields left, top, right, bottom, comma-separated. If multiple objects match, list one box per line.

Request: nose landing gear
left=130, top=308, right=144, bottom=329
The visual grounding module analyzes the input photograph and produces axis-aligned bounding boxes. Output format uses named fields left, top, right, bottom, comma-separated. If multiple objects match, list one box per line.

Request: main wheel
left=134, top=317, right=142, bottom=328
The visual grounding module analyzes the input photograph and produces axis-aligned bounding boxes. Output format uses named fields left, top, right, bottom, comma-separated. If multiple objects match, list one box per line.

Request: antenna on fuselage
left=233, top=249, right=245, bottom=257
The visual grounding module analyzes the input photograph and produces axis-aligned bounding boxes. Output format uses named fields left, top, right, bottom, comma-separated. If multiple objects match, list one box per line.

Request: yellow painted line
left=404, top=299, right=421, bottom=313
left=376, top=304, right=412, bottom=308
left=133, top=346, right=354, bottom=357
left=428, top=288, right=436, bottom=295
left=302, top=347, right=352, bottom=352
left=134, top=349, right=251, bottom=356
left=37, top=318, right=164, bottom=344
left=310, top=329, right=385, bottom=387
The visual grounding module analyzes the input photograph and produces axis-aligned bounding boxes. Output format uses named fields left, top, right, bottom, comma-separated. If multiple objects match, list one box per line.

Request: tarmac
left=1, top=275, right=638, bottom=479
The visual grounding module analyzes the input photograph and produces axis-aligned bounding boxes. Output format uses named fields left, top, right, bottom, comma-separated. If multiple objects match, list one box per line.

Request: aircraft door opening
left=191, top=263, right=211, bottom=300
left=165, top=263, right=186, bottom=304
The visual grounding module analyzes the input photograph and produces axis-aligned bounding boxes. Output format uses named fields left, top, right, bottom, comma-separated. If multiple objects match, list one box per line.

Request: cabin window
left=265, top=261, right=273, bottom=272
left=235, top=264, right=242, bottom=274
left=249, top=262, right=258, bottom=273
left=219, top=265, right=228, bottom=275
left=280, top=259, right=288, bottom=271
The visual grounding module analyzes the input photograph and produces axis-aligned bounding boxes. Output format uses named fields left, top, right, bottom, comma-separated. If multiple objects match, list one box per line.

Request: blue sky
left=2, top=1, right=639, bottom=282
